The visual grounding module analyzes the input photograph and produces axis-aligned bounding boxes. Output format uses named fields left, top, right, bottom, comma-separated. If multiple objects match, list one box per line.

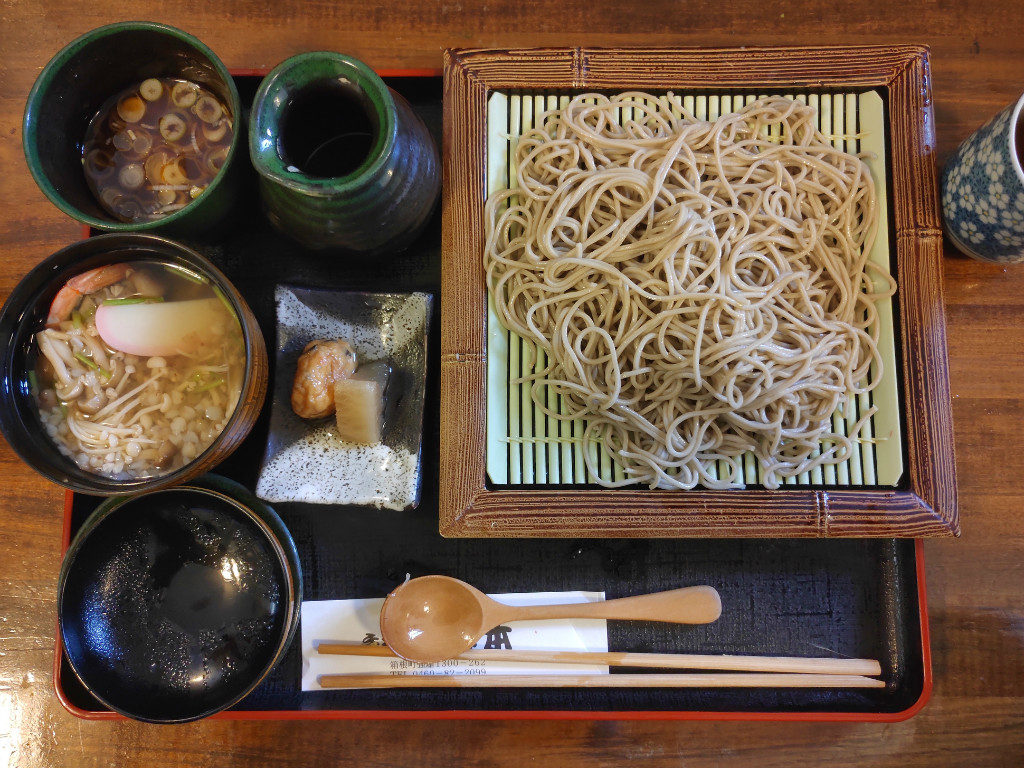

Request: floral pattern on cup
left=941, top=95, right=1024, bottom=264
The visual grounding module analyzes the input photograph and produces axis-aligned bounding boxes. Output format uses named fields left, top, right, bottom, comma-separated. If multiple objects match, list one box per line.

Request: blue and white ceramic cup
left=941, top=92, right=1024, bottom=264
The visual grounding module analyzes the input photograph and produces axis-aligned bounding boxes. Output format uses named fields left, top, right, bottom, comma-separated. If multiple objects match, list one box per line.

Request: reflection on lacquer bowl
left=0, top=233, right=267, bottom=495
left=57, top=475, right=301, bottom=722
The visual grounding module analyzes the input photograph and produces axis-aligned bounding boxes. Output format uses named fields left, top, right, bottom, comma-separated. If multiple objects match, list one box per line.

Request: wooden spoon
left=378, top=575, right=722, bottom=663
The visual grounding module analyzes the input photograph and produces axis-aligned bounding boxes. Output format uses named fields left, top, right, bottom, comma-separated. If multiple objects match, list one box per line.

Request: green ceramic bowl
left=23, top=21, right=244, bottom=236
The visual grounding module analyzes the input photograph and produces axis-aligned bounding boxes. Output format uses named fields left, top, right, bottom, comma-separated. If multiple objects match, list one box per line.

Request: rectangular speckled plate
left=439, top=46, right=958, bottom=538
left=255, top=286, right=431, bottom=510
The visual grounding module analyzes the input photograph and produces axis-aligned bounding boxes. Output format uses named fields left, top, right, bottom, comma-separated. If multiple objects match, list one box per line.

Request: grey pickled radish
left=334, top=361, right=391, bottom=445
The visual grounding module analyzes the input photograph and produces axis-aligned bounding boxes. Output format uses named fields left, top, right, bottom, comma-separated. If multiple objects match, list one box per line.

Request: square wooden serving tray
left=439, top=46, right=957, bottom=538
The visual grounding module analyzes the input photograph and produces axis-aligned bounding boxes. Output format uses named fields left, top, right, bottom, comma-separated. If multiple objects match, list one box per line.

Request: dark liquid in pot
left=279, top=79, right=375, bottom=178
left=81, top=78, right=234, bottom=222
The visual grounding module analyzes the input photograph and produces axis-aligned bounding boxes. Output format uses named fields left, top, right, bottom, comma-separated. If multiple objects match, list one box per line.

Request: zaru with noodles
left=484, top=94, right=896, bottom=490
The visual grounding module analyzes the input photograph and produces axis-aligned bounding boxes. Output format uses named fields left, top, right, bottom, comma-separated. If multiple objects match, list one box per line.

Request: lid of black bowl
left=58, top=486, right=294, bottom=722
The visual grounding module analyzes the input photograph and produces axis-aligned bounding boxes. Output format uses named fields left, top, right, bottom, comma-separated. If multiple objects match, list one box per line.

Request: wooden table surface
left=1, top=1, right=1021, bottom=766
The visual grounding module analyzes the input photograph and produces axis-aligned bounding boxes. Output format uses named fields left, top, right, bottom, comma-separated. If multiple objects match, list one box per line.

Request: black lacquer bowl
left=57, top=474, right=301, bottom=723
left=0, top=233, right=268, bottom=496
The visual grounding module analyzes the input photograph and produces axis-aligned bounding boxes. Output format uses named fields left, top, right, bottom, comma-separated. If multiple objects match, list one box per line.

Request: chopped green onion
left=73, top=352, right=99, bottom=371
left=192, top=376, right=224, bottom=393
left=98, top=367, right=112, bottom=380
left=101, top=296, right=165, bottom=306
left=212, top=286, right=238, bottom=321
left=71, top=310, right=84, bottom=330
left=172, top=267, right=207, bottom=285
left=27, top=370, right=38, bottom=394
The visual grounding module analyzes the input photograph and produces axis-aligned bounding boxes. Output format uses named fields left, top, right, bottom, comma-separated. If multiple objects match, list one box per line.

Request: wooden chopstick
left=317, top=672, right=886, bottom=689
left=315, top=643, right=882, bottom=676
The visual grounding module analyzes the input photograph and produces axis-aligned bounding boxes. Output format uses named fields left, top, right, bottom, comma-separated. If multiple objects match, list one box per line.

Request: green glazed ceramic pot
left=249, top=52, right=441, bottom=253
left=23, top=21, right=244, bottom=237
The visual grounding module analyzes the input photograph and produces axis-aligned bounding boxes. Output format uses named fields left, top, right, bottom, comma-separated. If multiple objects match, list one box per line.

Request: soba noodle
left=484, top=94, right=895, bottom=490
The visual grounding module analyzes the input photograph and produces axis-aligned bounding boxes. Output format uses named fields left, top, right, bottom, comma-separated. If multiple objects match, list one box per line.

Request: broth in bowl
left=82, top=77, right=235, bottom=223
left=33, top=260, right=245, bottom=480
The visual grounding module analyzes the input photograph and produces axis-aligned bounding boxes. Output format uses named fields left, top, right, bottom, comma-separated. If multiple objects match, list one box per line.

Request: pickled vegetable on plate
left=290, top=338, right=390, bottom=444
left=334, top=361, right=391, bottom=445
left=291, top=339, right=358, bottom=420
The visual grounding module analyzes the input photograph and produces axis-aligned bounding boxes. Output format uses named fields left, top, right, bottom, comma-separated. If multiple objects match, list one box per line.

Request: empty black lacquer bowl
left=58, top=474, right=301, bottom=723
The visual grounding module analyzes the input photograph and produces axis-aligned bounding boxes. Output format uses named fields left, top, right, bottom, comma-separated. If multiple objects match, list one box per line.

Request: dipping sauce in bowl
left=82, top=77, right=235, bottom=223
left=0, top=233, right=267, bottom=495
left=23, top=21, right=243, bottom=236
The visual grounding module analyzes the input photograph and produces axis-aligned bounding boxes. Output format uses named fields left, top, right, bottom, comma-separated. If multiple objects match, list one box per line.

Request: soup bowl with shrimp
left=0, top=234, right=268, bottom=495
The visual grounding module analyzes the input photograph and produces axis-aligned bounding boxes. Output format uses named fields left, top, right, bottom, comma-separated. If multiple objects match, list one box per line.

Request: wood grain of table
left=1, top=1, right=1021, bottom=766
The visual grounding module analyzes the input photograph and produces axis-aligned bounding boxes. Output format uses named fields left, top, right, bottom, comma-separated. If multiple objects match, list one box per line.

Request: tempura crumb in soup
left=32, top=260, right=245, bottom=479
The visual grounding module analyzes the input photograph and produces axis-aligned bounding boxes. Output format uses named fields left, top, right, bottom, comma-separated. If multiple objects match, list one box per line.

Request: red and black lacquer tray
left=54, top=72, right=930, bottom=722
